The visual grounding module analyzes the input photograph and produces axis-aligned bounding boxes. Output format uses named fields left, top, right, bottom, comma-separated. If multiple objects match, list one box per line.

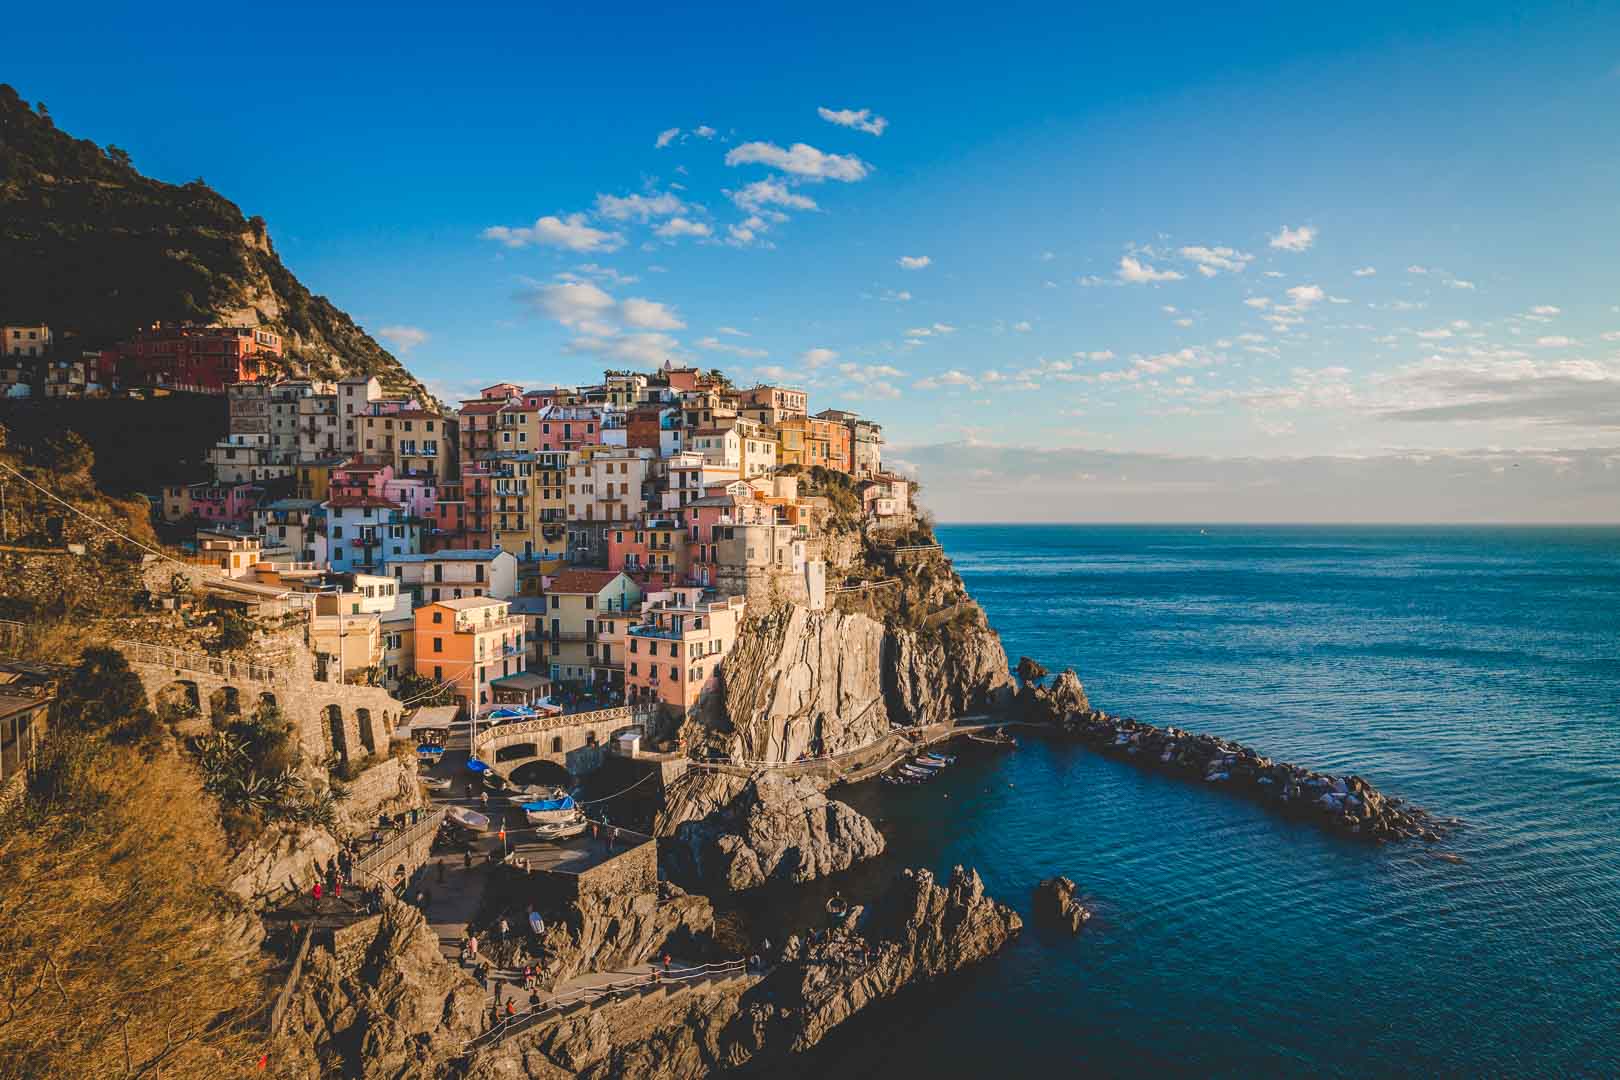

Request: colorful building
left=625, top=588, right=745, bottom=719
left=412, top=596, right=527, bottom=719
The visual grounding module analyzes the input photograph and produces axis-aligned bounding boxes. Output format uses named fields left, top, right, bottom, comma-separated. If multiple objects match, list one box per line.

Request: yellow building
left=538, top=570, right=641, bottom=688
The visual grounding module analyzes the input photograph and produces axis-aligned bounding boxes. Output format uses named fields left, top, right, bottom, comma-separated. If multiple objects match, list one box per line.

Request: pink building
left=536, top=405, right=604, bottom=452
left=624, top=587, right=745, bottom=719
left=383, top=473, right=437, bottom=520
left=330, top=461, right=393, bottom=500
left=187, top=480, right=265, bottom=525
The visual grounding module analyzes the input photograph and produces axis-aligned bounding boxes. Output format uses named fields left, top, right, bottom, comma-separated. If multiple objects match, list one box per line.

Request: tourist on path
left=312, top=881, right=322, bottom=902
left=498, top=916, right=510, bottom=941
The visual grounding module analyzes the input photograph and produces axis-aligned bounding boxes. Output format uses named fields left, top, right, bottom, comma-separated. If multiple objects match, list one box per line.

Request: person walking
left=463, top=849, right=472, bottom=870
left=498, top=916, right=510, bottom=941
left=468, top=933, right=479, bottom=966
left=480, top=791, right=489, bottom=810
left=312, top=881, right=322, bottom=902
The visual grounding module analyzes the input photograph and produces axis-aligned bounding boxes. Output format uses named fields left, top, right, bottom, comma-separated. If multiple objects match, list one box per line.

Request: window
left=432, top=610, right=443, bottom=624
left=670, top=666, right=679, bottom=681
left=434, top=665, right=443, bottom=681
left=584, top=595, right=594, bottom=610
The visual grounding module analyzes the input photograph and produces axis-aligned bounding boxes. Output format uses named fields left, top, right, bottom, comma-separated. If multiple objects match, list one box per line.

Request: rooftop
left=388, top=548, right=509, bottom=563
left=546, top=569, right=627, bottom=594
left=432, top=596, right=507, bottom=611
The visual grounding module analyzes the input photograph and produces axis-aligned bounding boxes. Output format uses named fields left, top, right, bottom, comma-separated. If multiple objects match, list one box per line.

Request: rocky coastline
left=1018, top=666, right=1453, bottom=842
left=460, top=865, right=1020, bottom=1079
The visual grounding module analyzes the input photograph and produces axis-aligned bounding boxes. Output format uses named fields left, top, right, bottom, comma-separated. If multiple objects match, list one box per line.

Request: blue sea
left=746, top=525, right=1620, bottom=1077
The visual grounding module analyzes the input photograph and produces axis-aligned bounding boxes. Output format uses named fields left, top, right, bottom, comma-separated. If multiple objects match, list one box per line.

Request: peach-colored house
left=413, top=596, right=527, bottom=719
left=624, top=587, right=745, bottom=719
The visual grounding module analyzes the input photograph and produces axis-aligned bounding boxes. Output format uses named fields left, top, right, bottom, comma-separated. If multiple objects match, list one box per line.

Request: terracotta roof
left=546, top=569, right=626, bottom=594
left=458, top=401, right=506, bottom=414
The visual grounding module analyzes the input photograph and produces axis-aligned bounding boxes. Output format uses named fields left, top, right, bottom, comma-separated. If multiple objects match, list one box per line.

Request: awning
left=492, top=672, right=550, bottom=692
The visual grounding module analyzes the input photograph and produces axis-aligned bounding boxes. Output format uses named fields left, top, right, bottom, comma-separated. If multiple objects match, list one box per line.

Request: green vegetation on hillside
left=0, top=84, right=428, bottom=401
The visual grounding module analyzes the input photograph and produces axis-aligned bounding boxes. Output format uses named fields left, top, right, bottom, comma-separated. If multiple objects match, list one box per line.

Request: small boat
left=909, top=757, right=946, bottom=770
left=466, top=757, right=491, bottom=774
left=826, top=895, right=850, bottom=922
left=523, top=789, right=588, bottom=839
left=420, top=775, right=454, bottom=792
left=967, top=731, right=1017, bottom=748
left=898, top=764, right=935, bottom=780
left=883, top=774, right=923, bottom=786
left=446, top=805, right=491, bottom=831
left=920, top=752, right=955, bottom=765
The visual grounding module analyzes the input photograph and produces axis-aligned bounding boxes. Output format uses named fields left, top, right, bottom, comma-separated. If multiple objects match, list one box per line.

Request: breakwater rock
left=459, top=866, right=1019, bottom=1078
left=656, top=770, right=886, bottom=891
left=1020, top=669, right=1449, bottom=842
left=1033, top=876, right=1092, bottom=933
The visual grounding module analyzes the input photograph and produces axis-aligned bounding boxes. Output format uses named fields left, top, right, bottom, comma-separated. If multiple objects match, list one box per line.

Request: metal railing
left=471, top=705, right=657, bottom=760
left=464, top=959, right=752, bottom=1053
left=353, top=807, right=447, bottom=880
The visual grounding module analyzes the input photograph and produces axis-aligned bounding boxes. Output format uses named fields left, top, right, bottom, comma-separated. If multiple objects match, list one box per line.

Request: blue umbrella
left=416, top=744, right=444, bottom=755
left=466, top=758, right=489, bottom=773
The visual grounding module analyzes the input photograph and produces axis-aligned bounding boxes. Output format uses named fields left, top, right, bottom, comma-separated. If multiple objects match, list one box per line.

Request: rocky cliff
left=459, top=865, right=1021, bottom=1079
left=0, top=85, right=429, bottom=400
left=277, top=903, right=484, bottom=1079
left=655, top=770, right=885, bottom=891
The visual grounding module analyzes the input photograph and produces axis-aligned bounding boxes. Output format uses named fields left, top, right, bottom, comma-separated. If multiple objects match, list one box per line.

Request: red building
left=115, top=324, right=282, bottom=392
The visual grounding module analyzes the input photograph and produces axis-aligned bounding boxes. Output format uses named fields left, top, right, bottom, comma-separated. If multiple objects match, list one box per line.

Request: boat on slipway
left=522, top=789, right=588, bottom=839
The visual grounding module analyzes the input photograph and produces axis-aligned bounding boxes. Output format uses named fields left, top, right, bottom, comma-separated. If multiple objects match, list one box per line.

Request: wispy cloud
left=1269, top=224, right=1317, bottom=252
left=377, top=325, right=428, bottom=351
left=483, top=214, right=623, bottom=252
left=897, top=255, right=931, bottom=270
left=1117, top=255, right=1184, bottom=283
left=725, top=141, right=871, bottom=181
left=817, top=106, right=888, bottom=136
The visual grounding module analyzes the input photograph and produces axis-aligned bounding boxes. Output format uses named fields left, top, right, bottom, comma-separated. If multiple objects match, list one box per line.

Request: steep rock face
left=656, top=770, right=885, bottom=891
left=277, top=903, right=483, bottom=1078
left=886, top=607, right=1016, bottom=728
left=462, top=866, right=1021, bottom=1079
left=1018, top=667, right=1091, bottom=725
left=225, top=824, right=339, bottom=909
left=720, top=605, right=891, bottom=763
left=531, top=883, right=715, bottom=991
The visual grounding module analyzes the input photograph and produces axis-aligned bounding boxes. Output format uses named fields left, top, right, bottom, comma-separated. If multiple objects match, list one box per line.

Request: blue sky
left=9, top=1, right=1620, bottom=519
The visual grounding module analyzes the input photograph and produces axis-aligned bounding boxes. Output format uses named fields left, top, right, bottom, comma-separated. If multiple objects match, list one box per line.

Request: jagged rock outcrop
left=505, top=882, right=715, bottom=992
left=277, top=903, right=483, bottom=1078
left=886, top=605, right=1016, bottom=728
left=717, top=600, right=1014, bottom=764
left=656, top=770, right=885, bottom=891
left=226, top=823, right=339, bottom=909
left=1033, top=876, right=1092, bottom=933
left=720, top=605, right=892, bottom=763
left=1018, top=667, right=1090, bottom=724
left=460, top=866, right=1020, bottom=1079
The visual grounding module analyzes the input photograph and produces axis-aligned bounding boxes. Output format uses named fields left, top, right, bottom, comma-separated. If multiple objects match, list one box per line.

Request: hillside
left=0, top=85, right=429, bottom=402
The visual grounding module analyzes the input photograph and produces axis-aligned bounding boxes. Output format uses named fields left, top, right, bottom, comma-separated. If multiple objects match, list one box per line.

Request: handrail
left=267, top=925, right=315, bottom=1036
left=471, top=705, right=658, bottom=760
left=464, top=958, right=751, bottom=1053
left=354, top=808, right=447, bottom=881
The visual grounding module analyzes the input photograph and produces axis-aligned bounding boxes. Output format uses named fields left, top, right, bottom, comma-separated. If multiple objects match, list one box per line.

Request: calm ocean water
left=743, top=525, right=1620, bottom=1077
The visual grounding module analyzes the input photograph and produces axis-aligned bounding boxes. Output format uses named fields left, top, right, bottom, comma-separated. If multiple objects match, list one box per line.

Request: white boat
left=898, top=764, right=934, bottom=780
left=522, top=789, right=587, bottom=838
left=446, top=805, right=491, bottom=831
left=909, top=757, right=946, bottom=770
left=420, top=775, right=454, bottom=791
left=920, top=752, right=955, bottom=765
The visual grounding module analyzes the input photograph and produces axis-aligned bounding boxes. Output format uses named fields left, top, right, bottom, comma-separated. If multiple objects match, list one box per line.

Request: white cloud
left=817, top=106, right=888, bottom=136
left=1244, top=297, right=1271, bottom=309
left=594, top=191, right=685, bottom=222
left=914, top=369, right=980, bottom=392
left=1537, top=335, right=1575, bottom=347
left=377, top=325, right=428, bottom=351
left=1013, top=321, right=1033, bottom=332
left=1602, top=331, right=1620, bottom=342
left=569, top=263, right=638, bottom=286
left=1353, top=266, right=1377, bottom=277
left=693, top=125, right=716, bottom=139
left=619, top=297, right=685, bottom=330
left=522, top=280, right=618, bottom=329
left=1285, top=284, right=1325, bottom=307
left=696, top=336, right=768, bottom=359
left=1531, top=305, right=1562, bottom=316
left=653, top=217, right=712, bottom=240
left=731, top=178, right=818, bottom=213
left=801, top=347, right=838, bottom=369
left=1416, top=327, right=1453, bottom=340
left=898, top=255, right=932, bottom=270
left=1407, top=265, right=1430, bottom=274
left=1269, top=225, right=1317, bottom=252
left=483, top=213, right=624, bottom=253
left=1444, top=278, right=1477, bottom=290
left=1179, top=245, right=1253, bottom=274
left=880, top=289, right=912, bottom=302
left=655, top=127, right=680, bottom=149
left=1117, top=255, right=1184, bottom=283
left=566, top=332, right=682, bottom=369
left=725, top=141, right=871, bottom=181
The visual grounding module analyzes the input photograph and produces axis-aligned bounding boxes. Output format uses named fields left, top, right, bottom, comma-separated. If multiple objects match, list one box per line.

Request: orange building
left=115, top=323, right=282, bottom=392
left=413, top=596, right=527, bottom=719
left=624, top=587, right=745, bottom=719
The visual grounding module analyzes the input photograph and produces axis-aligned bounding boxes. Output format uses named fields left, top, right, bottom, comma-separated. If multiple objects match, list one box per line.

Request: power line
left=0, top=459, right=195, bottom=571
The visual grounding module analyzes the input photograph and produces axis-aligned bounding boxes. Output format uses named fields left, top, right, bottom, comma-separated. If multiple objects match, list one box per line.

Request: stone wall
left=338, top=755, right=422, bottom=829
left=0, top=547, right=144, bottom=617
left=575, top=837, right=658, bottom=902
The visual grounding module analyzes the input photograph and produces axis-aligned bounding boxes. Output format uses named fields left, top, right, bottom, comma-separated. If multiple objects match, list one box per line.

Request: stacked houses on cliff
left=124, top=343, right=909, bottom=724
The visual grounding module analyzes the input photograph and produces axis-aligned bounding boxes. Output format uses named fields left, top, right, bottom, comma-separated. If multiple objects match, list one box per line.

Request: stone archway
left=156, top=680, right=201, bottom=723
left=356, top=707, right=376, bottom=755
left=494, top=742, right=537, bottom=763
left=325, top=704, right=348, bottom=762
left=209, top=685, right=242, bottom=720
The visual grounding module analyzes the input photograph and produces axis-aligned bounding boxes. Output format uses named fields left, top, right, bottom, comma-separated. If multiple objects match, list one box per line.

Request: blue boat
left=466, top=758, right=490, bottom=773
